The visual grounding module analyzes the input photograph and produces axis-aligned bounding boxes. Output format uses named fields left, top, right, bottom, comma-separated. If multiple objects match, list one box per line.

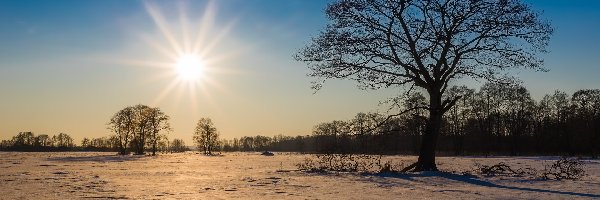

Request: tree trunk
left=152, top=142, right=157, bottom=156
left=415, top=111, right=442, bottom=171
left=119, top=146, right=127, bottom=155
left=453, top=135, right=464, bottom=156
left=414, top=91, right=443, bottom=171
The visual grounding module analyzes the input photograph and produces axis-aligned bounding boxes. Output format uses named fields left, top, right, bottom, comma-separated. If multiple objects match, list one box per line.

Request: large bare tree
left=295, top=0, right=552, bottom=171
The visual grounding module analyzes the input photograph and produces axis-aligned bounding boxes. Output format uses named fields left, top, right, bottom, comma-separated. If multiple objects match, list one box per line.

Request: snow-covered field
left=0, top=152, right=598, bottom=199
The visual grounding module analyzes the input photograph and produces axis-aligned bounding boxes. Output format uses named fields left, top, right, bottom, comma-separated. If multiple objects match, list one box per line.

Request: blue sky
left=0, top=0, right=598, bottom=143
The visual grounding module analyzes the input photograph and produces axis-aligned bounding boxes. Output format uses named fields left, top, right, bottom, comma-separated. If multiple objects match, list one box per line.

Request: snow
left=0, top=152, right=598, bottom=199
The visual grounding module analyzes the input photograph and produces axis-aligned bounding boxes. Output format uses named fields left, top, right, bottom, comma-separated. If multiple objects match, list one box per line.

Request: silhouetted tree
left=146, top=107, right=171, bottom=156
left=12, top=132, right=35, bottom=147
left=131, top=104, right=152, bottom=155
left=571, top=89, right=600, bottom=158
left=240, top=136, right=254, bottom=151
left=169, top=139, right=187, bottom=153
left=156, top=137, right=169, bottom=153
left=312, top=120, right=351, bottom=153
left=252, top=135, right=272, bottom=151
left=53, top=133, right=74, bottom=148
left=444, top=86, right=475, bottom=155
left=296, top=0, right=552, bottom=171
left=401, top=92, right=428, bottom=153
left=503, top=84, right=535, bottom=156
left=0, top=140, right=12, bottom=149
left=81, top=137, right=90, bottom=148
left=193, top=118, right=219, bottom=155
left=109, top=106, right=135, bottom=155
left=35, top=134, right=51, bottom=147
left=84, top=136, right=119, bottom=151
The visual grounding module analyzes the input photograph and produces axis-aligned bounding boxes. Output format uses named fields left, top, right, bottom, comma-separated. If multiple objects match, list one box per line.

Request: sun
left=130, top=1, right=242, bottom=115
left=175, top=54, right=204, bottom=81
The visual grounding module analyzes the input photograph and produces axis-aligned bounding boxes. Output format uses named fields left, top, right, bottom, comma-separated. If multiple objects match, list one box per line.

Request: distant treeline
left=0, top=132, right=189, bottom=153
left=0, top=132, right=80, bottom=151
left=221, top=83, right=600, bottom=158
left=3, top=83, right=598, bottom=157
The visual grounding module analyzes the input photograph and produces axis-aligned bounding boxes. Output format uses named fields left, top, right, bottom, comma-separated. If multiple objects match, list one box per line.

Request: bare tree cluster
left=108, top=104, right=171, bottom=155
left=169, top=138, right=189, bottom=153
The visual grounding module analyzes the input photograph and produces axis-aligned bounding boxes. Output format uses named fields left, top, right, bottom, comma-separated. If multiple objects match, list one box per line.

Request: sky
left=0, top=0, right=599, bottom=144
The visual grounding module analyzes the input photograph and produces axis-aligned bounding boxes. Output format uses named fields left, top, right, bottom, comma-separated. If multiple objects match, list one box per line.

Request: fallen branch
left=400, top=162, right=418, bottom=172
left=477, top=162, right=530, bottom=176
left=472, top=157, right=586, bottom=180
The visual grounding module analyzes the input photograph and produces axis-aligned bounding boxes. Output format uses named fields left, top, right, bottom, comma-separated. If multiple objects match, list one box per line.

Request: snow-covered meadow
left=0, top=152, right=598, bottom=199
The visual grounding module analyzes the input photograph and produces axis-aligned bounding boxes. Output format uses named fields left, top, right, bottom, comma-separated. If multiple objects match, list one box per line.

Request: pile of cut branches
left=475, top=162, right=536, bottom=177
left=541, top=157, right=585, bottom=180
left=296, top=154, right=404, bottom=174
left=473, top=157, right=586, bottom=180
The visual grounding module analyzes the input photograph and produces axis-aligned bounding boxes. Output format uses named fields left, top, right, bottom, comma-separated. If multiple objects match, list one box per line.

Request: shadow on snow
left=371, top=172, right=600, bottom=198
left=47, top=154, right=146, bottom=163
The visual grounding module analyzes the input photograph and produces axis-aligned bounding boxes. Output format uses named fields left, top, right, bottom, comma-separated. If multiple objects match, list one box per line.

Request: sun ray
left=140, top=34, right=179, bottom=60
left=152, top=79, right=181, bottom=105
left=145, top=3, right=184, bottom=56
left=195, top=80, right=221, bottom=118
left=199, top=48, right=249, bottom=74
left=192, top=1, right=217, bottom=55
left=177, top=2, right=192, bottom=53
left=187, top=82, right=199, bottom=119
left=173, top=80, right=186, bottom=109
left=118, top=59, right=173, bottom=69
left=198, top=21, right=236, bottom=57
